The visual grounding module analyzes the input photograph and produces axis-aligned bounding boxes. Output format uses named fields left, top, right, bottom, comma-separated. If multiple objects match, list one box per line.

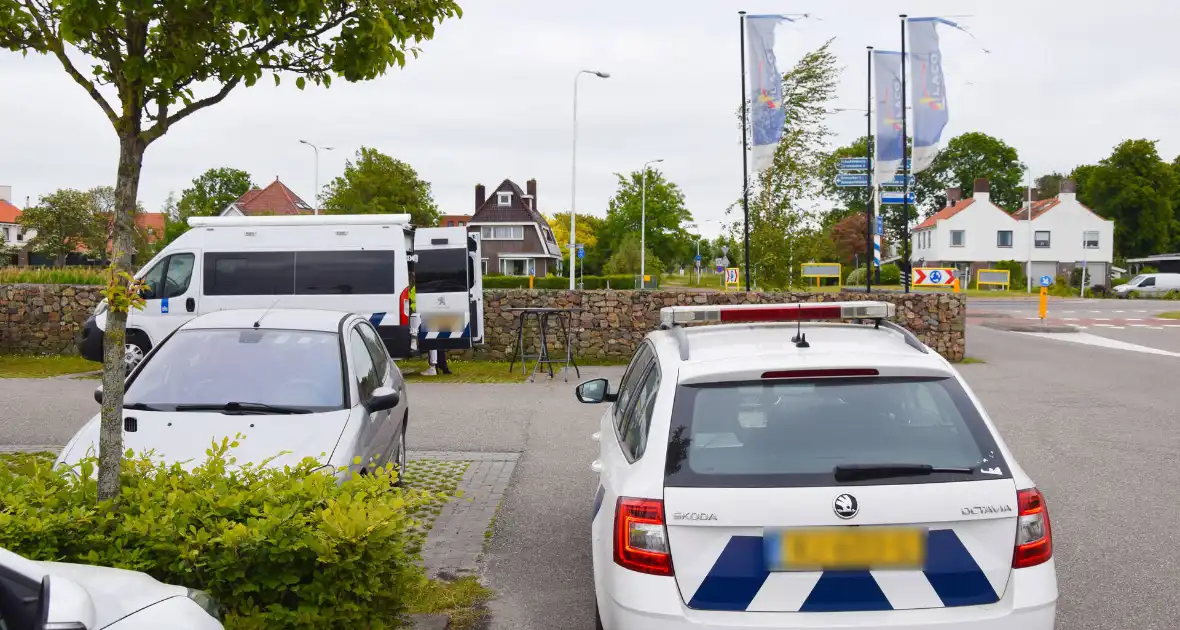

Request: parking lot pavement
left=0, top=376, right=97, bottom=450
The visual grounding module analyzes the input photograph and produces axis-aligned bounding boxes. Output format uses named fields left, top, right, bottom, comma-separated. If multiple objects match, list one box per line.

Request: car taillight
left=399, top=287, right=411, bottom=326
left=613, top=497, right=673, bottom=576
left=1013, top=487, right=1052, bottom=568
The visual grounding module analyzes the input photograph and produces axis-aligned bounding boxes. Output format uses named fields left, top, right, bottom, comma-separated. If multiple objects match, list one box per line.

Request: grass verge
left=0, top=266, right=106, bottom=285
left=958, top=356, right=986, bottom=364
left=400, top=356, right=628, bottom=383
left=405, top=576, right=493, bottom=629
left=1157, top=311, right=1180, bottom=320
left=0, top=355, right=99, bottom=378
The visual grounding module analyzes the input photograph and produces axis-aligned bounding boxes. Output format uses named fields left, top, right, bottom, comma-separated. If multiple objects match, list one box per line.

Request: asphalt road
left=4, top=328, right=1180, bottom=629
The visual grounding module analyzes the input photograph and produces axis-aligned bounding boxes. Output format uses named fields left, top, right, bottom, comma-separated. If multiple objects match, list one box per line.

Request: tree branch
left=141, top=78, right=239, bottom=146
left=20, top=0, right=120, bottom=127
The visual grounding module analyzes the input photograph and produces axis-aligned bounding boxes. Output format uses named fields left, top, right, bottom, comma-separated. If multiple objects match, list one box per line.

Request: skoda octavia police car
left=578, top=302, right=1056, bottom=630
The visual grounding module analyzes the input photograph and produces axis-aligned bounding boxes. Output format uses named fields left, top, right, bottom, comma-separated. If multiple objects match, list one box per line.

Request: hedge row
left=482, top=274, right=651, bottom=289
left=0, top=440, right=450, bottom=629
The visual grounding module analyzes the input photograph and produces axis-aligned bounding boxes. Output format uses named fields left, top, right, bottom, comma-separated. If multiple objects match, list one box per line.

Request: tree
left=547, top=211, right=605, bottom=275
left=321, top=147, right=439, bottom=226
left=1035, top=172, right=1067, bottom=201
left=18, top=189, right=99, bottom=265
left=599, top=169, right=695, bottom=270
left=829, top=213, right=886, bottom=267
left=162, top=167, right=255, bottom=244
left=1, top=0, right=461, bottom=500
left=603, top=233, right=662, bottom=276
left=1082, top=139, right=1176, bottom=258
left=914, top=132, right=1025, bottom=213
left=81, top=186, right=116, bottom=264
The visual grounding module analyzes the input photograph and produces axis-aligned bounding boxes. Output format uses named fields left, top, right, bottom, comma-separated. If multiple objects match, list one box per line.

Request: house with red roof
left=0, top=186, right=32, bottom=264
left=221, top=177, right=314, bottom=216
left=909, top=178, right=1114, bottom=286
left=467, top=178, right=561, bottom=276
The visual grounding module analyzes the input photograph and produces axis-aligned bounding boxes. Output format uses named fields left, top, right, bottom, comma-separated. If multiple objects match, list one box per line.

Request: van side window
left=162, top=253, right=195, bottom=298
left=295, top=251, right=398, bottom=295
left=1141, top=277, right=1156, bottom=287
left=204, top=252, right=295, bottom=296
left=139, top=259, right=168, bottom=299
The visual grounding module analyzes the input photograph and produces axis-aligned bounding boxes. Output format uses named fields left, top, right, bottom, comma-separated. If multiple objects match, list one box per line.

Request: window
left=620, top=365, right=661, bottom=461
left=997, top=230, right=1013, bottom=248
left=416, top=249, right=468, bottom=293
left=543, top=227, right=557, bottom=244
left=1035, top=231, right=1051, bottom=248
left=459, top=221, right=466, bottom=226
left=950, top=230, right=965, bottom=247
left=1140, top=276, right=1156, bottom=287
left=1083, top=231, right=1099, bottom=249
left=613, top=344, right=655, bottom=431
left=356, top=323, right=391, bottom=383
left=447, top=220, right=455, bottom=227
left=204, top=252, right=295, bottom=296
left=162, top=253, right=195, bottom=298
left=500, top=258, right=535, bottom=276
left=295, top=251, right=398, bottom=295
left=481, top=258, right=488, bottom=275
left=17, top=230, right=23, bottom=241
left=123, top=329, right=344, bottom=411
left=139, top=259, right=169, bottom=299
left=2, top=227, right=9, bottom=241
left=664, top=377, right=1007, bottom=488
left=496, top=192, right=512, bottom=206
left=348, top=329, right=379, bottom=402
left=480, top=225, right=525, bottom=240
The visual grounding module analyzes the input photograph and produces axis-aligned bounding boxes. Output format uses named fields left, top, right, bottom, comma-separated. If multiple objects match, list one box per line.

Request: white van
left=412, top=228, right=484, bottom=351
left=1113, top=272, right=1180, bottom=298
left=78, top=215, right=483, bottom=367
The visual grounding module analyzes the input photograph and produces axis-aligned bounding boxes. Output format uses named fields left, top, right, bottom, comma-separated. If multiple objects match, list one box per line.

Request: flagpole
left=865, top=46, right=874, bottom=293
left=900, top=14, right=911, bottom=293
left=739, top=10, right=751, bottom=292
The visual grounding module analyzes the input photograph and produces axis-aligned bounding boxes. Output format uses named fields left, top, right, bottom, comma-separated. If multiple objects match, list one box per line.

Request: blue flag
left=873, top=51, right=905, bottom=185
left=746, top=15, right=791, bottom=172
left=907, top=18, right=952, bottom=174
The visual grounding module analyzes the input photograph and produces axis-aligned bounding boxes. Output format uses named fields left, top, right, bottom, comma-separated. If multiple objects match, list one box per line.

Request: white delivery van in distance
left=79, top=215, right=482, bottom=368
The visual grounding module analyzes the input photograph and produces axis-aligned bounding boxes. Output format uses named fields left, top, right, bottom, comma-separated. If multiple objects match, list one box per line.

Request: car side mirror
left=0, top=562, right=50, bottom=630
left=94, top=385, right=103, bottom=405
left=365, top=386, right=400, bottom=413
left=576, top=378, right=616, bottom=404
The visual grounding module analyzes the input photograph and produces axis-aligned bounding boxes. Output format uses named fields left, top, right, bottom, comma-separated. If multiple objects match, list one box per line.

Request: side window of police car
left=348, top=329, right=379, bottom=403
left=613, top=343, right=654, bottom=433
left=620, top=363, right=660, bottom=461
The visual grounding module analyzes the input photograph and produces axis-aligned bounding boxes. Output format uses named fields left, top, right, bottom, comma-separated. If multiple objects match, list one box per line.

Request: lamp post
left=299, top=140, right=333, bottom=215
left=569, top=69, right=611, bottom=290
left=640, top=158, right=664, bottom=289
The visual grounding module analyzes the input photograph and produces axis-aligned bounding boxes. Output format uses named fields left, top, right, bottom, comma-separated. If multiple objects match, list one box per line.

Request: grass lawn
left=405, top=576, right=493, bottom=629
left=1157, top=312, right=1180, bottom=320
left=0, top=355, right=99, bottom=378
left=399, top=356, right=626, bottom=383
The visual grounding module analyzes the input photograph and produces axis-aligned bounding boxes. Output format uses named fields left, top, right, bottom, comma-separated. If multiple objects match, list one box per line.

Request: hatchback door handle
left=590, top=460, right=603, bottom=473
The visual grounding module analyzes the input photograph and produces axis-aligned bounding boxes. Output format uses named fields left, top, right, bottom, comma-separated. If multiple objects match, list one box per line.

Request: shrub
left=844, top=264, right=900, bottom=286
left=990, top=260, right=1026, bottom=290
left=0, top=266, right=106, bottom=285
left=0, top=440, right=449, bottom=630
left=1112, top=277, right=1129, bottom=287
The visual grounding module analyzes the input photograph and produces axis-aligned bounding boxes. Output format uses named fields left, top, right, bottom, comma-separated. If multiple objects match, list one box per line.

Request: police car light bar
left=659, top=301, right=895, bottom=327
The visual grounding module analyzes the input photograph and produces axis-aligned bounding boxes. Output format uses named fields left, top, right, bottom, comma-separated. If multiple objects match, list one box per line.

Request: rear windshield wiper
left=174, top=402, right=314, bottom=415
left=834, top=463, right=974, bottom=482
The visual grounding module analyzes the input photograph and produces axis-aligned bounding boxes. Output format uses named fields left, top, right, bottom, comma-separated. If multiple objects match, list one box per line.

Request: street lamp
left=299, top=140, right=334, bottom=215
left=569, top=69, right=610, bottom=290
left=640, top=158, right=664, bottom=288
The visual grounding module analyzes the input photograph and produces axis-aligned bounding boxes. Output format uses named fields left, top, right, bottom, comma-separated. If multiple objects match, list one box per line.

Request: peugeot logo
left=436, top=296, right=447, bottom=306
left=833, top=494, right=859, bottom=519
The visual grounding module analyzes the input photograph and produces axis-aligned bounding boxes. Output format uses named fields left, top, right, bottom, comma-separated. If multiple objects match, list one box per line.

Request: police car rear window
left=663, top=377, right=1008, bottom=488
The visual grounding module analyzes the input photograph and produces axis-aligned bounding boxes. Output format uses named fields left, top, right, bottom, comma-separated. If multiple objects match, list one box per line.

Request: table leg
left=508, top=312, right=524, bottom=373
left=563, top=312, right=580, bottom=380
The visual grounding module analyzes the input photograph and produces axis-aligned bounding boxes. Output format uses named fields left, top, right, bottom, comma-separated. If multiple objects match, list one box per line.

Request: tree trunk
left=96, top=131, right=145, bottom=502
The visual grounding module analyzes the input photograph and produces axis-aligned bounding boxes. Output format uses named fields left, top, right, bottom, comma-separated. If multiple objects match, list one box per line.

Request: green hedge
left=845, top=264, right=901, bottom=286
left=0, top=441, right=449, bottom=629
left=483, top=274, right=645, bottom=289
left=0, top=266, right=106, bottom=285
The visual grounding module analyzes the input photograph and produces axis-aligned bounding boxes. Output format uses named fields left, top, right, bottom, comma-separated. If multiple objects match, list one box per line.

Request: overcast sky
left=2, top=0, right=1177, bottom=239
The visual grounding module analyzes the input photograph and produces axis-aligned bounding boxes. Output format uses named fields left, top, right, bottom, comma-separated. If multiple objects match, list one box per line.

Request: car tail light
left=614, top=497, right=674, bottom=576
left=762, top=368, right=879, bottom=379
left=399, top=287, right=411, bottom=326
left=1013, top=488, right=1052, bottom=568
left=659, top=301, right=894, bottom=326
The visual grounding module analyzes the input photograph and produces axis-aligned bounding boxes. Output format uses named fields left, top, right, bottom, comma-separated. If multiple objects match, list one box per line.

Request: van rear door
left=414, top=227, right=480, bottom=350
left=468, top=231, right=484, bottom=344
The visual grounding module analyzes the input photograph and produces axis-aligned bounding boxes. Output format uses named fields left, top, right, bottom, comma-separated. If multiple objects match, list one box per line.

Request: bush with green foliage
left=0, top=440, right=450, bottom=630
left=1112, top=277, right=1129, bottom=287
left=845, top=264, right=901, bottom=286
left=989, top=260, right=1026, bottom=290
left=482, top=274, right=645, bottom=290
left=0, top=266, right=106, bottom=285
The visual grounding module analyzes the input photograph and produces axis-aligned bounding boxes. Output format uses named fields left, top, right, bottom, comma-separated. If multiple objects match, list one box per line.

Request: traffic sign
left=725, top=268, right=740, bottom=285
left=695, top=254, right=702, bottom=262
left=1040, top=275, right=1052, bottom=287
left=879, top=174, right=915, bottom=187
left=875, top=216, right=884, bottom=235
left=838, top=157, right=870, bottom=171
left=880, top=191, right=916, bottom=205
left=575, top=243, right=585, bottom=259
left=715, top=264, right=724, bottom=273
left=913, top=267, right=957, bottom=286
left=836, top=173, right=870, bottom=187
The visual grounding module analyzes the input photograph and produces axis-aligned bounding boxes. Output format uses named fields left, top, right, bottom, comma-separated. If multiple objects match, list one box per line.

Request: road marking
left=1063, top=310, right=1076, bottom=313
left=1025, top=317, right=1040, bottom=320
left=1125, top=318, right=1142, bottom=321
left=1148, top=326, right=1164, bottom=330
left=1092, top=324, right=1125, bottom=328
left=1137, top=310, right=1148, bottom=313
left=1089, top=310, right=1101, bottom=313
left=1020, top=332, right=1180, bottom=358
left=1130, top=324, right=1148, bottom=327
left=1063, top=317, right=1078, bottom=321
left=1094, top=318, right=1110, bottom=321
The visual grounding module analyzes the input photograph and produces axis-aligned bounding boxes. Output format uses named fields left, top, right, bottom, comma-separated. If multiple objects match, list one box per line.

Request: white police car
left=577, top=302, right=1056, bottom=630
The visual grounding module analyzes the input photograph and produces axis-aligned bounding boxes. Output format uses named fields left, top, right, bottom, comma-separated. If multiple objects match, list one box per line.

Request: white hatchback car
left=57, top=309, right=409, bottom=479
left=578, top=302, right=1056, bottom=630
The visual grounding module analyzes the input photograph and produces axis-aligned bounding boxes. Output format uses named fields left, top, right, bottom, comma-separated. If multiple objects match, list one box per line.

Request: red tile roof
left=228, top=179, right=312, bottom=216
left=0, top=199, right=20, bottom=224
left=135, top=213, right=166, bottom=242
left=914, top=198, right=975, bottom=230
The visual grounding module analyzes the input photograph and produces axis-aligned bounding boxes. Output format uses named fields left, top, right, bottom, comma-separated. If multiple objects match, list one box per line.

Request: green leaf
left=296, top=76, right=306, bottom=90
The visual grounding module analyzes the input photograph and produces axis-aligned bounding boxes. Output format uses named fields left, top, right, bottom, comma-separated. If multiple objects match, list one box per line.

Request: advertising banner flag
left=745, top=15, right=792, bottom=173
left=907, top=18, right=953, bottom=174
left=873, top=50, right=905, bottom=185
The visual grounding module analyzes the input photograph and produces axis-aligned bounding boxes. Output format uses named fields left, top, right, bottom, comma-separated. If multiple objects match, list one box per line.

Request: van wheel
left=124, top=332, right=150, bottom=371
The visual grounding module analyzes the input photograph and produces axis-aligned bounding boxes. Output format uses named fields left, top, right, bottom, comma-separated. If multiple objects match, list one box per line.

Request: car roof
left=180, top=308, right=355, bottom=333
left=649, top=322, right=953, bottom=383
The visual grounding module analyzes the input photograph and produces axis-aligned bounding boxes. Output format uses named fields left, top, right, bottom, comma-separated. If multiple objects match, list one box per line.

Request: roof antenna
left=791, top=303, right=804, bottom=343
left=254, top=298, right=282, bottom=329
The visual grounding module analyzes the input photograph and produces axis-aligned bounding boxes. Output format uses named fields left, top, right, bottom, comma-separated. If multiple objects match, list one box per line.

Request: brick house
left=467, top=179, right=561, bottom=276
left=439, top=214, right=472, bottom=228
left=221, top=178, right=313, bottom=216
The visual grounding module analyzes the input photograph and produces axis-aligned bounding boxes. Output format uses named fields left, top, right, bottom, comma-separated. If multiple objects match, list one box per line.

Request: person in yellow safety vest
left=410, top=286, right=450, bottom=376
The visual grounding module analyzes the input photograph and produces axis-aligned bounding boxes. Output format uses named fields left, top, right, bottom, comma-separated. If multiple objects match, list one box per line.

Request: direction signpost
left=835, top=173, right=870, bottom=187
left=880, top=191, right=916, bottom=204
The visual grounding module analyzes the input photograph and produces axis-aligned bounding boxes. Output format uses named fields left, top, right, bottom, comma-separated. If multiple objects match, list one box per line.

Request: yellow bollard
left=1039, top=287, right=1048, bottom=319
left=952, top=278, right=960, bottom=294
left=529, top=275, right=534, bottom=289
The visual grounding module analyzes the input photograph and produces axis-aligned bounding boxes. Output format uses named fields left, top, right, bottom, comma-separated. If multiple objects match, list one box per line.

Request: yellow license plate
left=772, top=527, right=927, bottom=571
left=425, top=315, right=462, bottom=332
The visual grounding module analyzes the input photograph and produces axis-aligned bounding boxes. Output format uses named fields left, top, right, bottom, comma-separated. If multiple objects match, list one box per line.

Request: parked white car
left=0, top=546, right=222, bottom=629
left=1113, top=273, right=1180, bottom=298
left=57, top=309, right=409, bottom=480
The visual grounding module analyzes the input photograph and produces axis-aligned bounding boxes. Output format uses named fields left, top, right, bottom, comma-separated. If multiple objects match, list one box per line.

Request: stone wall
left=481, top=290, right=966, bottom=362
left=0, top=285, right=101, bottom=354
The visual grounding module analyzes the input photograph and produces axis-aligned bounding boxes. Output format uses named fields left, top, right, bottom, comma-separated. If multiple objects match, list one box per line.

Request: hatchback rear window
left=664, top=377, right=1007, bottom=488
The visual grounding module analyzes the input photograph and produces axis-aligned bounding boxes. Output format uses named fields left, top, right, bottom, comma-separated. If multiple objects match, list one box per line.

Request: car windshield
left=124, top=328, right=345, bottom=412
left=664, top=377, right=1007, bottom=488
left=1128, top=275, right=1146, bottom=286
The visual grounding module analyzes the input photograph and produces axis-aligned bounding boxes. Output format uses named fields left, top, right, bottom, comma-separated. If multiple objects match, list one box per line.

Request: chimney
left=526, top=179, right=537, bottom=210
left=475, top=184, right=486, bottom=210
left=1059, top=179, right=1077, bottom=200
left=945, top=187, right=962, bottom=208
left=973, top=178, right=990, bottom=203
left=0, top=185, right=11, bottom=204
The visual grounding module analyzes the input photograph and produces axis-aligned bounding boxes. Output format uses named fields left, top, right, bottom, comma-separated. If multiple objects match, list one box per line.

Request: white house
left=0, top=185, right=33, bottom=264
left=910, top=178, right=1114, bottom=286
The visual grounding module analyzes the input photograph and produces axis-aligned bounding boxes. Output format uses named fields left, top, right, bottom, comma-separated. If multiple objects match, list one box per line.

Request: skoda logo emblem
left=833, top=494, right=859, bottom=519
